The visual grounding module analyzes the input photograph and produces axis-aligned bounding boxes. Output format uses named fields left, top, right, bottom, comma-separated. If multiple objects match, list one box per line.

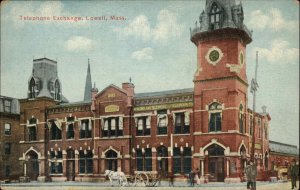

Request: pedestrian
left=169, top=171, right=174, bottom=187
left=249, top=159, right=257, bottom=190
left=195, top=168, right=200, bottom=185
left=244, top=160, right=252, bottom=189
left=189, top=170, right=195, bottom=187
left=288, top=159, right=298, bottom=189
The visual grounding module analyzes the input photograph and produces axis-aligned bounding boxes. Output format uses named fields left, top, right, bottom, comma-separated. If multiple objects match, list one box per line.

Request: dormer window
left=54, top=80, right=61, bottom=101
left=209, top=3, right=223, bottom=30
left=29, top=78, right=36, bottom=99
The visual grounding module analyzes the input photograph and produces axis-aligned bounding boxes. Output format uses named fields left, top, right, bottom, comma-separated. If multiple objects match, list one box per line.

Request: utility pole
left=251, top=51, right=259, bottom=160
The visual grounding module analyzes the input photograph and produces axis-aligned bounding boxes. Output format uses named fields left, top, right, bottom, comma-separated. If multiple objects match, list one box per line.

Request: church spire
left=84, top=59, right=92, bottom=102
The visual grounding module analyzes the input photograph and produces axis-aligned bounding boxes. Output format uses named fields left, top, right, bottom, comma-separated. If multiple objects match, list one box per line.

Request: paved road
left=1, top=180, right=298, bottom=190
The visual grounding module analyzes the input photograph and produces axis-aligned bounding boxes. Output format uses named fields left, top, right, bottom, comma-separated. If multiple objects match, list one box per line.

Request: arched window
left=136, top=148, right=152, bottom=171
left=28, top=117, right=37, bottom=141
left=239, top=104, right=244, bottom=133
left=50, top=150, right=63, bottom=174
left=136, top=149, right=143, bottom=171
left=209, top=102, right=222, bottom=132
left=157, top=146, right=168, bottom=176
left=54, top=80, right=60, bottom=101
left=209, top=2, right=223, bottom=30
left=105, top=150, right=118, bottom=171
left=144, top=148, right=152, bottom=171
left=50, top=121, right=62, bottom=140
left=173, top=147, right=192, bottom=174
left=79, top=150, right=93, bottom=174
left=29, top=78, right=36, bottom=99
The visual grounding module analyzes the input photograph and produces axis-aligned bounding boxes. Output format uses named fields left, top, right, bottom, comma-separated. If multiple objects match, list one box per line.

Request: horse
left=104, top=169, right=128, bottom=186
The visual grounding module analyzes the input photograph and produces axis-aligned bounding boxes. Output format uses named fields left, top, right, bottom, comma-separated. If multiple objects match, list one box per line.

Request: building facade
left=1, top=0, right=298, bottom=183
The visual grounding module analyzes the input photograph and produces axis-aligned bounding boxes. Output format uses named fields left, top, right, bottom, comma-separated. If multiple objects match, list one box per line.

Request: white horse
left=104, top=169, right=128, bottom=186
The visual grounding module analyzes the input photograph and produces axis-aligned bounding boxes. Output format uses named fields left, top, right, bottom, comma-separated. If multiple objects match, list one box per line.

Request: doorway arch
left=26, top=150, right=39, bottom=181
left=206, top=144, right=225, bottom=182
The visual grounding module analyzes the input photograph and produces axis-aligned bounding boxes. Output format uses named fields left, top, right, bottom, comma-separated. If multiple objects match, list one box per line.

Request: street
left=1, top=180, right=298, bottom=190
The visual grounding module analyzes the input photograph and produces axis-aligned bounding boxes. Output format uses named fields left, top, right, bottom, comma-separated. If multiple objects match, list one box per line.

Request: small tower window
left=54, top=80, right=61, bottom=101
left=29, top=78, right=36, bottom=99
left=239, top=104, right=244, bottom=133
left=209, top=102, right=222, bottom=132
left=209, top=3, right=223, bottom=30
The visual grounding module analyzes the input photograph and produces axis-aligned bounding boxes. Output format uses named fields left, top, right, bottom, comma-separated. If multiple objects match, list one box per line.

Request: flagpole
left=251, top=51, right=259, bottom=160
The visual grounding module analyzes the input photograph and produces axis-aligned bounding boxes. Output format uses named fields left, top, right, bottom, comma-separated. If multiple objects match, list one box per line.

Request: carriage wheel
left=134, top=173, right=148, bottom=186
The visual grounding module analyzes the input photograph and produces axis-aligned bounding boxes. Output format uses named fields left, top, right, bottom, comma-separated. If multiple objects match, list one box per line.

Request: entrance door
left=26, top=151, right=39, bottom=181
left=206, top=144, right=225, bottom=182
left=66, top=149, right=75, bottom=181
left=208, top=157, right=224, bottom=182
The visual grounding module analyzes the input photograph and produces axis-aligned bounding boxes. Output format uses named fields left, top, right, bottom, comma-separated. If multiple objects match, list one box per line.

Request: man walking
left=189, top=170, right=195, bottom=187
left=249, top=159, right=257, bottom=190
left=288, top=159, right=298, bottom=189
left=244, top=160, right=252, bottom=189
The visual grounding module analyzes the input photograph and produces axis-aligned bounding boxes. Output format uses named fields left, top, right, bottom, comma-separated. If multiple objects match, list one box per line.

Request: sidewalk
left=1, top=180, right=298, bottom=190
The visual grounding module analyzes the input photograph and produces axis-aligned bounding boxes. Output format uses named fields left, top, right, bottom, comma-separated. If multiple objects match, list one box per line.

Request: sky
left=1, top=0, right=299, bottom=146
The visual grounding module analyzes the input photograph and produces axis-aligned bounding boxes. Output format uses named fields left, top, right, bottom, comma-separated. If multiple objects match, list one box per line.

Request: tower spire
left=84, top=58, right=92, bottom=102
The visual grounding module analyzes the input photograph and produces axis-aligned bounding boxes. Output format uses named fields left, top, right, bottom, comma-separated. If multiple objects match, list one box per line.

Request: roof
left=52, top=100, right=91, bottom=108
left=135, top=88, right=193, bottom=99
left=269, top=140, right=299, bottom=156
left=0, top=95, right=20, bottom=114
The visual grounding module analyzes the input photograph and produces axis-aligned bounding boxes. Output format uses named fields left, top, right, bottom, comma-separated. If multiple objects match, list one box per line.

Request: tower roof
left=83, top=59, right=92, bottom=102
left=190, top=0, right=252, bottom=45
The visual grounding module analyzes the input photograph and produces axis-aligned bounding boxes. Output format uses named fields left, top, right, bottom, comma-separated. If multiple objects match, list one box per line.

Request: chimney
left=122, top=82, right=135, bottom=107
left=91, top=82, right=98, bottom=111
left=262, top=105, right=267, bottom=114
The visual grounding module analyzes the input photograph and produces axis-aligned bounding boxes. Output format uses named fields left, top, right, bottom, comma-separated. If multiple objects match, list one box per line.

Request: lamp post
left=250, top=51, right=259, bottom=160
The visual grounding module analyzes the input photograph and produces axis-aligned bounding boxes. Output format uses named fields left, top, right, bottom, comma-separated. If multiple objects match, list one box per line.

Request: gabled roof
left=135, top=88, right=193, bottom=99
left=95, top=84, right=127, bottom=98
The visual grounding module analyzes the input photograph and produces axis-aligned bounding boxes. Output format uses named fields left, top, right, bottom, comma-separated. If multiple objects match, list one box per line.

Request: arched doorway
left=105, top=150, right=118, bottom=171
left=26, top=151, right=39, bottom=181
left=66, top=149, right=75, bottom=181
left=206, top=144, right=225, bottom=182
left=157, top=146, right=168, bottom=177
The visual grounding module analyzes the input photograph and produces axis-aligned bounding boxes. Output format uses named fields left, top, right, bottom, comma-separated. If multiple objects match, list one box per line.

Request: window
left=5, top=123, right=11, bottom=135
left=54, top=80, right=61, bottom=101
left=136, top=116, right=150, bottom=136
left=102, top=117, right=123, bottom=137
left=4, top=143, right=11, bottom=154
left=258, top=126, right=261, bottom=138
left=28, top=117, right=37, bottom=141
left=50, top=151, right=63, bottom=174
left=80, top=119, right=92, bottom=139
left=174, top=112, right=190, bottom=134
left=249, top=115, right=253, bottom=136
left=209, top=3, right=223, bottom=30
left=209, top=103, right=222, bottom=132
left=239, top=104, right=244, bottom=133
left=4, top=100, right=11, bottom=112
left=66, top=117, right=75, bottom=139
left=173, top=147, right=192, bottom=174
left=136, top=148, right=152, bottom=171
left=264, top=123, right=268, bottom=139
left=79, top=150, right=93, bottom=174
left=50, top=121, right=62, bottom=140
left=29, top=78, right=36, bottom=99
left=5, top=165, right=10, bottom=177
left=157, top=110, right=168, bottom=135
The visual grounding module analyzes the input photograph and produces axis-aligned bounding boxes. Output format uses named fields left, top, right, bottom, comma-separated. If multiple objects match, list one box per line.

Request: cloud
left=252, top=39, right=299, bottom=64
left=131, top=47, right=153, bottom=61
left=247, top=8, right=298, bottom=31
left=65, top=36, right=95, bottom=52
left=116, top=9, right=183, bottom=42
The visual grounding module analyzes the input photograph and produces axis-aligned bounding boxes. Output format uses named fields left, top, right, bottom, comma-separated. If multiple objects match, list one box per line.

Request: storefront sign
left=134, top=102, right=193, bottom=111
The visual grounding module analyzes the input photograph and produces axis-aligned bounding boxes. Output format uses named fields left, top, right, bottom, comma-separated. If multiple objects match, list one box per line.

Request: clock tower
left=191, top=0, right=252, bottom=182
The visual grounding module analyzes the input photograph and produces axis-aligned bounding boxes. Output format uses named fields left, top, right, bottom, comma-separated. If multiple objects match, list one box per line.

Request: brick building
left=0, top=0, right=298, bottom=183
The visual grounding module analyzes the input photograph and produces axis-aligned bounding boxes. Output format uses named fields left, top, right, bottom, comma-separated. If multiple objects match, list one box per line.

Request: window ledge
left=156, top=135, right=168, bottom=137
left=78, top=138, right=93, bottom=140
left=50, top=139, right=62, bottom=142
left=78, top=174, right=93, bottom=176
left=50, top=174, right=63, bottom=176
left=136, top=135, right=151, bottom=138
left=173, top=133, right=190, bottom=136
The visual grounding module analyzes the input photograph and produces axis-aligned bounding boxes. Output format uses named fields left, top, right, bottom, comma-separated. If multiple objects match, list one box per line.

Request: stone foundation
left=224, top=177, right=241, bottom=183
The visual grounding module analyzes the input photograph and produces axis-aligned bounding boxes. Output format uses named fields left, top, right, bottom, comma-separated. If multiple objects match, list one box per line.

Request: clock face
left=209, top=50, right=220, bottom=62
left=205, top=46, right=223, bottom=66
